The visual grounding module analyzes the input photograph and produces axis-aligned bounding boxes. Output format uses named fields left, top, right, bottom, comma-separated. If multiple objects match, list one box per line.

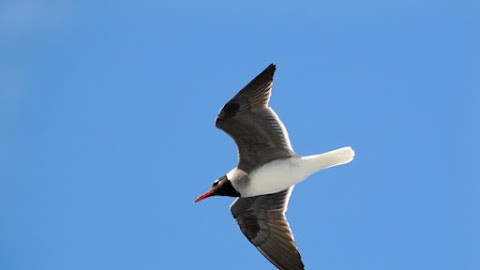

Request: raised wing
left=230, top=188, right=304, bottom=270
left=215, top=64, right=297, bottom=172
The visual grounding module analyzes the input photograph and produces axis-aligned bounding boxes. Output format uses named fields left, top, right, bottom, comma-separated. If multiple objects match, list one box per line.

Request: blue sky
left=1, top=0, right=478, bottom=269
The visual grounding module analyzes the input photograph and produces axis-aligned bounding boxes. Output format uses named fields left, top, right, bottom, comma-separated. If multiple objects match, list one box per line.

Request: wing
left=215, top=64, right=297, bottom=172
left=230, top=188, right=304, bottom=270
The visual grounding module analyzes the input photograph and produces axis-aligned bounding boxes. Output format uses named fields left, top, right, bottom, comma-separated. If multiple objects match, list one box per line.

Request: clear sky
left=1, top=1, right=478, bottom=269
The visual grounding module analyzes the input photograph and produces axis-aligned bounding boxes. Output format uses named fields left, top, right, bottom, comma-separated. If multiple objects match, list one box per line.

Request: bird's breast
left=236, top=157, right=309, bottom=197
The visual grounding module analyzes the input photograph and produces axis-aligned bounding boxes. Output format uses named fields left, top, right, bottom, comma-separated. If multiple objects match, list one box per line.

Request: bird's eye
left=213, top=180, right=220, bottom=186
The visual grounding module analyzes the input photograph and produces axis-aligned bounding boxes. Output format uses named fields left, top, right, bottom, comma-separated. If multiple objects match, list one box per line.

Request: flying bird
left=195, top=64, right=355, bottom=270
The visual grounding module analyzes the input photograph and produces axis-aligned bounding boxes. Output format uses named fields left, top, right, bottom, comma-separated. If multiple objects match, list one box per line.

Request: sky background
left=1, top=0, right=479, bottom=269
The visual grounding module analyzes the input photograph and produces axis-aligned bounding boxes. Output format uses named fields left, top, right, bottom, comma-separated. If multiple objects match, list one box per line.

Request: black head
left=195, top=175, right=240, bottom=203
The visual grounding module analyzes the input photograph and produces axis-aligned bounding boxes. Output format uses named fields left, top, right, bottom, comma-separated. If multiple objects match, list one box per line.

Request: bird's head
left=195, top=175, right=240, bottom=203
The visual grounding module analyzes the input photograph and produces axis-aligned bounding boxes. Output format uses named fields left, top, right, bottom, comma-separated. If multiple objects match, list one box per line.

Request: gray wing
left=231, top=188, right=304, bottom=270
left=215, top=64, right=297, bottom=172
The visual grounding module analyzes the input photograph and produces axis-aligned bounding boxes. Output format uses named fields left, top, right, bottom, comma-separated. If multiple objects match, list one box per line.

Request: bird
left=195, top=63, right=355, bottom=270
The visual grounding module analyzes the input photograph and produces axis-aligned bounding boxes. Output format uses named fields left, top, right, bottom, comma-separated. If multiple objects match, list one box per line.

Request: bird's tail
left=300, top=147, right=355, bottom=176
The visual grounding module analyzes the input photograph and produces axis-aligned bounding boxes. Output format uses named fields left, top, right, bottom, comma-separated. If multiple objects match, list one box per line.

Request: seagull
left=195, top=64, right=355, bottom=270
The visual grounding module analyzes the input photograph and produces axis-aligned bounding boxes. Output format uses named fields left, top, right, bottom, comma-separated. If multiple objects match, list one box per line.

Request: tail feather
left=301, top=147, right=355, bottom=175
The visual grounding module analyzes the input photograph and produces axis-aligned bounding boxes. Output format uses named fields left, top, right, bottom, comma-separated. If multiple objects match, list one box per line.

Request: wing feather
left=216, top=64, right=297, bottom=172
left=230, top=188, right=304, bottom=270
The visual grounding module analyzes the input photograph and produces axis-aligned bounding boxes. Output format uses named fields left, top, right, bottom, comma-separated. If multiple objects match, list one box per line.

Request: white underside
left=235, top=146, right=355, bottom=197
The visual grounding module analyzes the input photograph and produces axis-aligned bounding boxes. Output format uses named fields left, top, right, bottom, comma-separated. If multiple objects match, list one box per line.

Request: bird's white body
left=230, top=147, right=355, bottom=197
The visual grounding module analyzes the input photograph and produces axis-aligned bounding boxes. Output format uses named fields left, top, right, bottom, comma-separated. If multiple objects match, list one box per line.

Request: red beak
left=194, top=190, right=213, bottom=203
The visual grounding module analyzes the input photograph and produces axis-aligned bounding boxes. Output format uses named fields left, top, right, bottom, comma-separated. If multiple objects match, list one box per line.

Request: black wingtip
left=267, top=63, right=276, bottom=72
left=255, top=63, right=276, bottom=80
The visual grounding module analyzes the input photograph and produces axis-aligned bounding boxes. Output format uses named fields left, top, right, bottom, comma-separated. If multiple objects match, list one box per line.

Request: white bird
left=195, top=64, right=355, bottom=270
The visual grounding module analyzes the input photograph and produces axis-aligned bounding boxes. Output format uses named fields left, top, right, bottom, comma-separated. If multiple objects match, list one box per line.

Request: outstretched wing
left=215, top=64, right=297, bottom=172
left=230, top=188, right=304, bottom=270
